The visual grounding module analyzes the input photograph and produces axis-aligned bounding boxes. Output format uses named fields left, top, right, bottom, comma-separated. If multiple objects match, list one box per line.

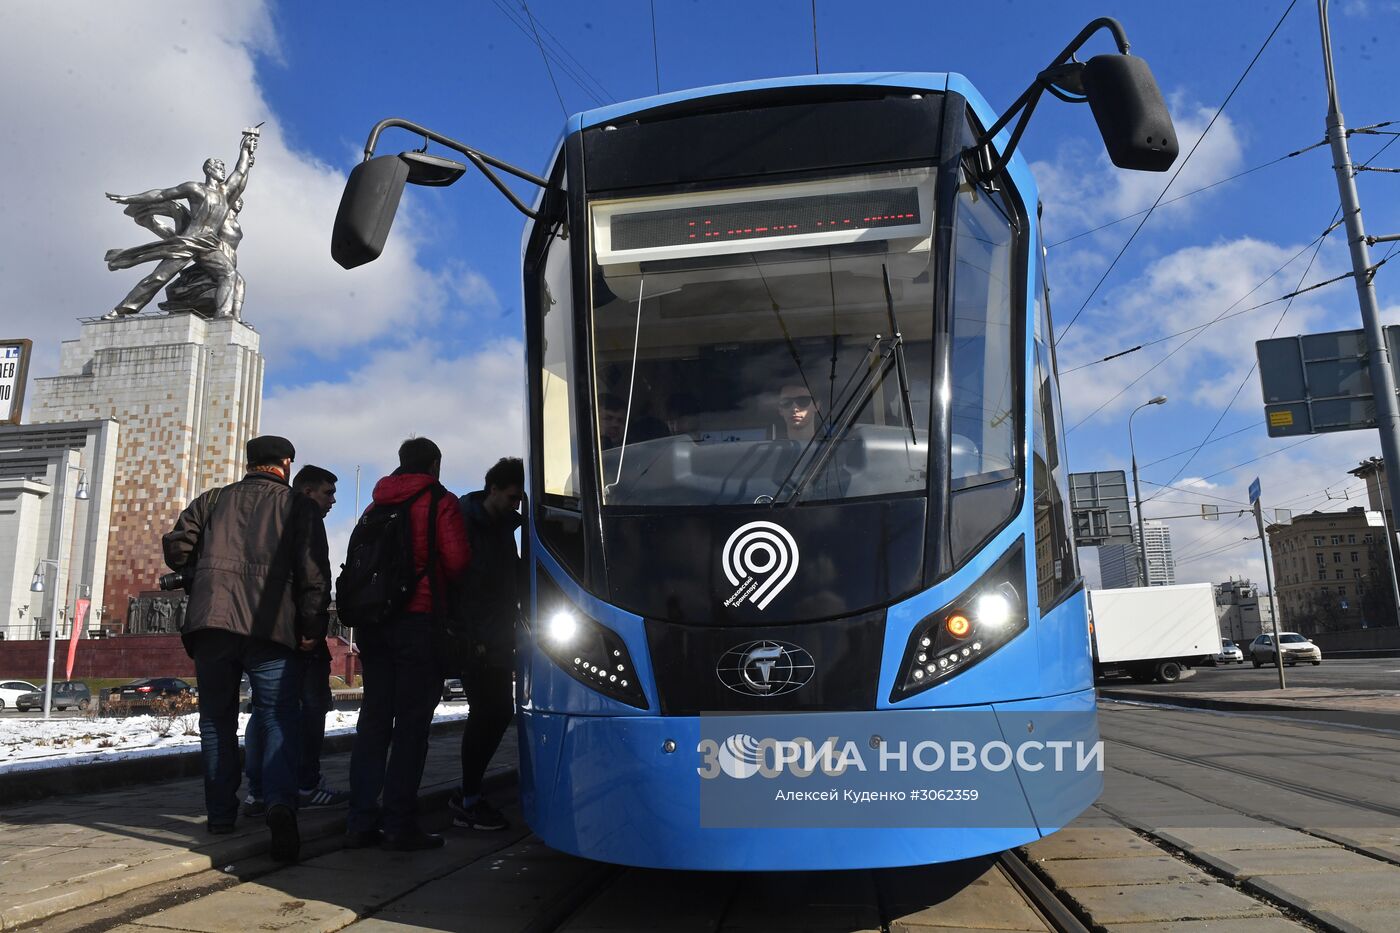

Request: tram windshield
left=589, top=166, right=992, bottom=508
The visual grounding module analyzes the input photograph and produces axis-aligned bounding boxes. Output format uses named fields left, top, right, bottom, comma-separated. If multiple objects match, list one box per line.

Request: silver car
left=1213, top=639, right=1244, bottom=664
left=1249, top=632, right=1322, bottom=667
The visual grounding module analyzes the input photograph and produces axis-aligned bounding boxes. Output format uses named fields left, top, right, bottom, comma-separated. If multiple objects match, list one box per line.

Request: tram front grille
left=643, top=611, right=885, bottom=715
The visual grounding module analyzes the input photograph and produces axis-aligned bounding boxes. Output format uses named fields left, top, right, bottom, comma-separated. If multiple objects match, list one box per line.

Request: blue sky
left=4, top=0, right=1399, bottom=585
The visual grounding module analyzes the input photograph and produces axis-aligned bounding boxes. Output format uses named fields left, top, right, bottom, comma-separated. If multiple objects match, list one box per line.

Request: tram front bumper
left=517, top=689, right=1101, bottom=871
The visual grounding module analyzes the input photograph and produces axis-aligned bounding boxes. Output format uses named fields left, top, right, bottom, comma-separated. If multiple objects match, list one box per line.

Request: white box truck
left=1088, top=583, right=1221, bottom=684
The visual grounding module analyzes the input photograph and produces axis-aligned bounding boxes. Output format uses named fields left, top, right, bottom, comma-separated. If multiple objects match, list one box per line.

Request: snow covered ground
left=0, top=703, right=472, bottom=774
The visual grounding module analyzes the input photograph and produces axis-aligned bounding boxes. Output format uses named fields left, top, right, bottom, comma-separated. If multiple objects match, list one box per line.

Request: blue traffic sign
left=1249, top=477, right=1261, bottom=505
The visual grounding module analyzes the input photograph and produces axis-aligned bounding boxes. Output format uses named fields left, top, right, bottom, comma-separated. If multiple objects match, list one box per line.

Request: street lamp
left=1129, top=396, right=1168, bottom=588
left=31, top=466, right=89, bottom=720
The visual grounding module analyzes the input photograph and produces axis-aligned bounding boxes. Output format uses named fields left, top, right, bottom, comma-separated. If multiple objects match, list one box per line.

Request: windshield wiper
left=882, top=264, right=919, bottom=445
left=773, top=336, right=900, bottom=507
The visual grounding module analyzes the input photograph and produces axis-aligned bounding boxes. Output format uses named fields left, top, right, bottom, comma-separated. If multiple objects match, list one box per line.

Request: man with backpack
left=447, top=457, right=524, bottom=832
left=342, top=437, right=470, bottom=850
left=163, top=435, right=331, bottom=863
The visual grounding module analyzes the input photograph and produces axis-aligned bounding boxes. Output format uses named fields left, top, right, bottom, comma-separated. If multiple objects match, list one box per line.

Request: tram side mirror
left=1081, top=54, right=1179, bottom=172
left=332, top=155, right=410, bottom=269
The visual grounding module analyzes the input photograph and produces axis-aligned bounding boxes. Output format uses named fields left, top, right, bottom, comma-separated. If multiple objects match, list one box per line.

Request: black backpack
left=337, top=485, right=441, bottom=627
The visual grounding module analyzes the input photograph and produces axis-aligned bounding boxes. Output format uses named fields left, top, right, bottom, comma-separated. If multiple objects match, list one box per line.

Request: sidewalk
left=0, top=721, right=516, bottom=931
left=1099, top=682, right=1400, bottom=722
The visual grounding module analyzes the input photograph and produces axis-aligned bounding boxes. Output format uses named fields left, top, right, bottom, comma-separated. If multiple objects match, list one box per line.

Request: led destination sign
left=610, top=187, right=922, bottom=252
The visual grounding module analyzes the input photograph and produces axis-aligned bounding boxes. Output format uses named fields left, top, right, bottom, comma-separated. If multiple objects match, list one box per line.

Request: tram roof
left=574, top=72, right=986, bottom=132
left=568, top=72, right=1027, bottom=188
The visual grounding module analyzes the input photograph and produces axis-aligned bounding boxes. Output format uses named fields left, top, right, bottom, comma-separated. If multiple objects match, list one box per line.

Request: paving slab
left=883, top=865, right=1047, bottom=931
left=1099, top=919, right=1312, bottom=933
left=1150, top=826, right=1336, bottom=853
left=1193, top=845, right=1387, bottom=880
left=1310, top=903, right=1400, bottom=933
left=558, top=868, right=736, bottom=932
left=704, top=868, right=880, bottom=932
left=127, top=880, right=359, bottom=933
left=1032, top=854, right=1211, bottom=888
left=1246, top=868, right=1400, bottom=911
left=362, top=839, right=608, bottom=933
left=1020, top=826, right=1158, bottom=862
left=1061, top=881, right=1279, bottom=925
left=0, top=722, right=513, bottom=931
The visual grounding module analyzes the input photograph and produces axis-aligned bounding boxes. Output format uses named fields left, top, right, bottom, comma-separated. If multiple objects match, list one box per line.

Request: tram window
left=1032, top=233, right=1078, bottom=606
left=539, top=227, right=580, bottom=502
left=949, top=171, right=1017, bottom=490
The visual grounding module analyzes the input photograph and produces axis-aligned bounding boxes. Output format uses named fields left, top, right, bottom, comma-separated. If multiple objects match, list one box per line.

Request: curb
left=1099, top=689, right=1400, bottom=728
left=0, top=760, right=518, bottom=931
left=1098, top=689, right=1327, bottom=716
left=0, top=716, right=470, bottom=804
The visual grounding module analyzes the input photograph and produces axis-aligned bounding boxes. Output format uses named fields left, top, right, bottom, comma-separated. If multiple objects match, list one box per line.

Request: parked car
left=109, top=677, right=196, bottom=710
left=1249, top=632, right=1322, bottom=667
left=1213, top=639, right=1245, bottom=665
left=442, top=678, right=466, bottom=702
left=0, top=680, right=41, bottom=710
left=15, top=681, right=93, bottom=712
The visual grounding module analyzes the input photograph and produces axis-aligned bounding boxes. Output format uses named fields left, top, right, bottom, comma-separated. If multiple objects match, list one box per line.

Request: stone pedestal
left=28, top=313, right=263, bottom=629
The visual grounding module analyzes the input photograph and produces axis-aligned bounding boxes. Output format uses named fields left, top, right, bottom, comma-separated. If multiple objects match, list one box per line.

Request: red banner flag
left=65, top=599, right=89, bottom=681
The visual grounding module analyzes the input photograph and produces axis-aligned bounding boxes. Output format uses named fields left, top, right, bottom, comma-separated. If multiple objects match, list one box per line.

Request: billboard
left=0, top=339, right=32, bottom=425
left=1069, top=470, right=1134, bottom=546
left=1255, top=326, right=1400, bottom=437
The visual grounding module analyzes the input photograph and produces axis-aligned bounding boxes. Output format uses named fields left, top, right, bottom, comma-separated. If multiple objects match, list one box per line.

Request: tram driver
left=776, top=384, right=821, bottom=443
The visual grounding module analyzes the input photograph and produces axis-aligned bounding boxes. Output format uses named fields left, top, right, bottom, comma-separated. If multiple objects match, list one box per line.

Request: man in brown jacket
left=164, top=435, right=331, bottom=862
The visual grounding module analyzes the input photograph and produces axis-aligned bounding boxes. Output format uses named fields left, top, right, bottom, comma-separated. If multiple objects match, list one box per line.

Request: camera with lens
left=159, top=569, right=192, bottom=592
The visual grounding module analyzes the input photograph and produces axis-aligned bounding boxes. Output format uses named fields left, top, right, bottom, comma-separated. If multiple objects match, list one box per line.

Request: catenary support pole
left=1320, top=0, right=1400, bottom=626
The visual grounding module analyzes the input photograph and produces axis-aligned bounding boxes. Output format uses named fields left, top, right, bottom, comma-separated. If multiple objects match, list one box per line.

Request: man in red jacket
left=347, top=437, right=470, bottom=850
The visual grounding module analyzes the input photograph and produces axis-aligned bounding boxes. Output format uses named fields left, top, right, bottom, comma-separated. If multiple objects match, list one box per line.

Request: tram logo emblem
left=717, top=639, right=815, bottom=697
left=721, top=520, right=799, bottom=610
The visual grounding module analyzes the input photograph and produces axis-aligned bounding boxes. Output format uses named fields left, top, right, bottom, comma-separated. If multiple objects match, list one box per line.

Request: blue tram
left=333, top=18, right=1177, bottom=870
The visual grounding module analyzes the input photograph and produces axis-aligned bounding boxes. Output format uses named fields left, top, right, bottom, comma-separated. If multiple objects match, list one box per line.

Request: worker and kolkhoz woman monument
left=102, top=126, right=261, bottom=321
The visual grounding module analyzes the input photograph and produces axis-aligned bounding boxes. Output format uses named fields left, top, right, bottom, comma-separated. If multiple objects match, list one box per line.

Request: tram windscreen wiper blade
left=882, top=265, right=919, bottom=445
left=774, top=338, right=898, bottom=507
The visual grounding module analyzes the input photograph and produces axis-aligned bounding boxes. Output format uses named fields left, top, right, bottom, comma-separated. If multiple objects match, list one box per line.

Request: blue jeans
left=246, top=650, right=333, bottom=796
left=189, top=630, right=301, bottom=825
left=348, top=613, right=441, bottom=835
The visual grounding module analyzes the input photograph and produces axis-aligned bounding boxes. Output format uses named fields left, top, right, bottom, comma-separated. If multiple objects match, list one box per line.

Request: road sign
left=1256, top=325, right=1400, bottom=437
left=1366, top=510, right=1386, bottom=527
left=1273, top=508, right=1291, bottom=524
left=0, top=339, right=31, bottom=425
left=1202, top=505, right=1219, bottom=521
left=1069, top=470, right=1133, bottom=546
left=1249, top=477, right=1261, bottom=505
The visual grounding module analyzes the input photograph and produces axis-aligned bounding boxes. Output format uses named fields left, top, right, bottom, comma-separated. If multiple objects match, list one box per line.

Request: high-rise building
left=1097, top=521, right=1175, bottom=589
left=1142, top=521, right=1176, bottom=586
left=27, top=314, right=263, bottom=631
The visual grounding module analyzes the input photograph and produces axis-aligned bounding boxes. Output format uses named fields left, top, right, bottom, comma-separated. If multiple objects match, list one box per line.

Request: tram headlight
left=535, top=572, right=648, bottom=709
left=891, top=539, right=1027, bottom=701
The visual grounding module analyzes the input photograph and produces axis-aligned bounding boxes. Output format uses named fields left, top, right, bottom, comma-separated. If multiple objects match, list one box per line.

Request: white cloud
left=1058, top=235, right=1341, bottom=430
left=261, top=339, right=526, bottom=565
left=1032, top=101, right=1247, bottom=250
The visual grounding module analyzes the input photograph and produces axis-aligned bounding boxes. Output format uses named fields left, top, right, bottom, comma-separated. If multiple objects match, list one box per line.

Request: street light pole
left=1318, top=0, right=1400, bottom=600
left=30, top=465, right=88, bottom=720
left=1129, top=396, right=1168, bottom=587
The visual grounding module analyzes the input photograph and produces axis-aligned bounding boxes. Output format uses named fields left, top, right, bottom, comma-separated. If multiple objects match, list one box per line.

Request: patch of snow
left=0, top=702, right=473, bottom=774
